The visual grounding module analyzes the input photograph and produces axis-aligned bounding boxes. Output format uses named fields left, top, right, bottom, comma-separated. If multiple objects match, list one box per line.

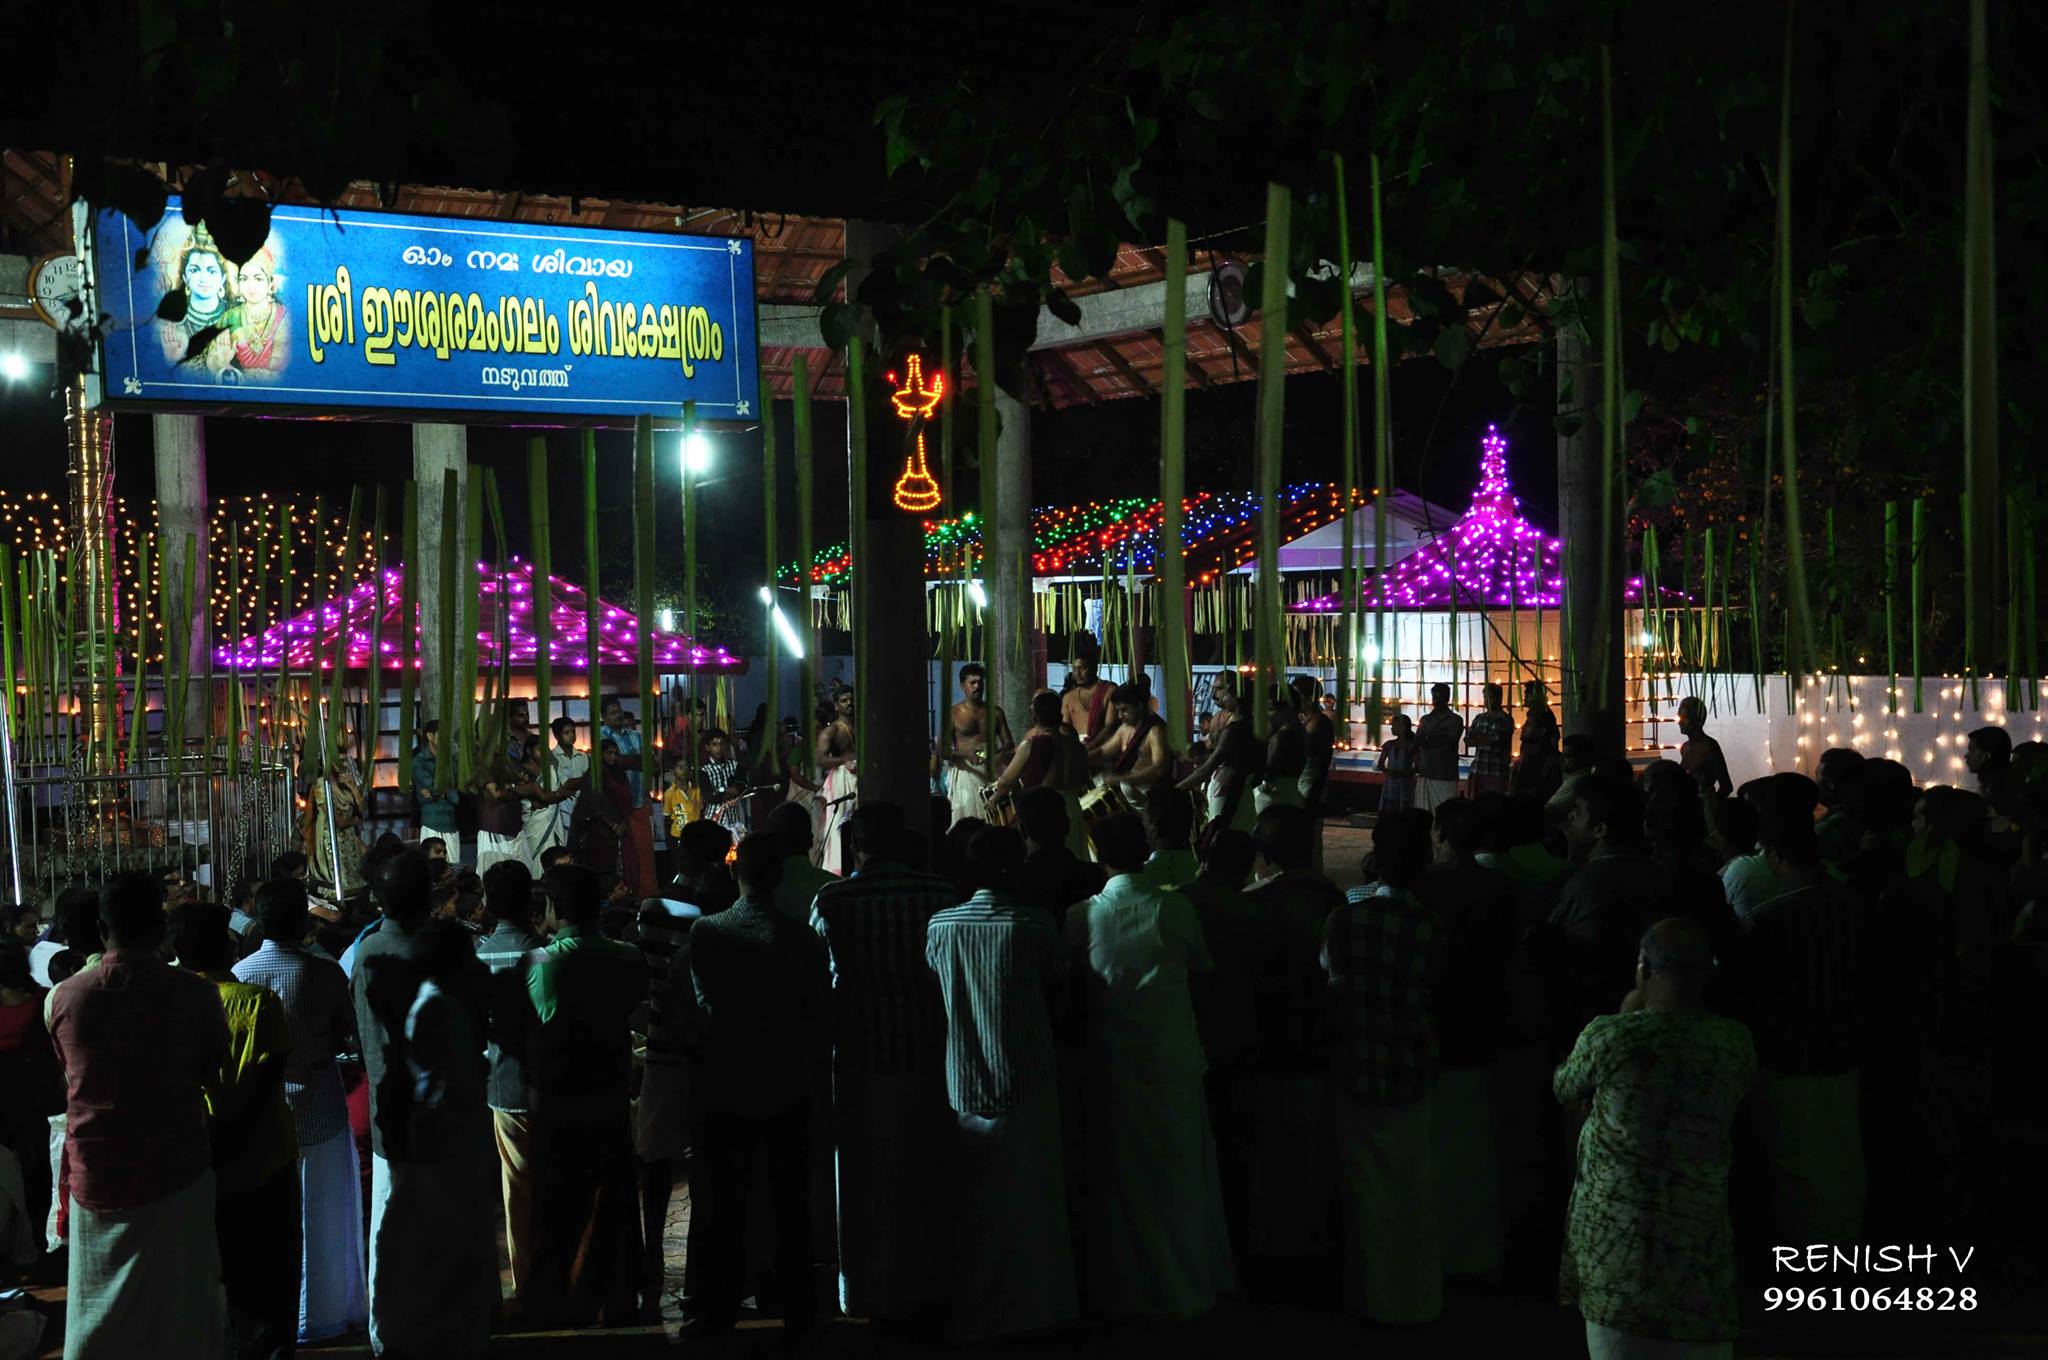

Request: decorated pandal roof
left=214, top=558, right=741, bottom=673
left=1292, top=425, right=1646, bottom=612
left=788, top=482, right=1368, bottom=589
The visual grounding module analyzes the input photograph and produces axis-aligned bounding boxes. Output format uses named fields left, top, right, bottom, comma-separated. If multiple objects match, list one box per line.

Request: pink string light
left=213, top=557, right=739, bottom=673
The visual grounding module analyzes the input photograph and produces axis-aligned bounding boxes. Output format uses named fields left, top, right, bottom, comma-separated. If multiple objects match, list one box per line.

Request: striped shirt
left=810, top=862, right=954, bottom=1076
left=474, top=921, right=543, bottom=1112
left=232, top=939, right=356, bottom=1145
left=925, top=891, right=1063, bottom=1115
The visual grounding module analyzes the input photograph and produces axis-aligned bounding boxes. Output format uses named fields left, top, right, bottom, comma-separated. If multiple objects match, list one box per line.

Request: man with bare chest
left=945, top=664, right=1014, bottom=829
left=816, top=685, right=859, bottom=873
left=1060, top=636, right=1118, bottom=754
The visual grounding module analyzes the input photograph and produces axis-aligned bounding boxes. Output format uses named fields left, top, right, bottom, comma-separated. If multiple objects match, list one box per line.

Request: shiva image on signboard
left=150, top=221, right=292, bottom=383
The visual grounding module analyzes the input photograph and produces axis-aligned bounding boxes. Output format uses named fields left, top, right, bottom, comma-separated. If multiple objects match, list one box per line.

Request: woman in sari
left=311, top=751, right=368, bottom=899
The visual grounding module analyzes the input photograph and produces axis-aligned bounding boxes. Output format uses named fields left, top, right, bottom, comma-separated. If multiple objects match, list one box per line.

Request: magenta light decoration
left=1290, top=424, right=1652, bottom=613
left=213, top=556, right=741, bottom=674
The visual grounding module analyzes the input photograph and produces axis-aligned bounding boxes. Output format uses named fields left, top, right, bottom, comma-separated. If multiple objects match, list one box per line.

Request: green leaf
left=886, top=129, right=917, bottom=176
left=1433, top=324, right=1469, bottom=370
left=811, top=260, right=856, bottom=304
left=1621, top=388, right=1646, bottom=424
left=1556, top=414, right=1584, bottom=438
left=819, top=302, right=861, bottom=352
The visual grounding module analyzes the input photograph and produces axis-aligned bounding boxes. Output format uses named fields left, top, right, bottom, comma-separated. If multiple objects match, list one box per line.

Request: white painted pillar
left=412, top=424, right=468, bottom=722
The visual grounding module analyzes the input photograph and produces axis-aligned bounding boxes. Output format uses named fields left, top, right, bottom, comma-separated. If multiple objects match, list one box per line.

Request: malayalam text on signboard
left=88, top=198, right=759, bottom=421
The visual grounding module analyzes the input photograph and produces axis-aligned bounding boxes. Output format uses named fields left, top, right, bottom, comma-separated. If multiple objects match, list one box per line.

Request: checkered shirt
left=1466, top=708, right=1515, bottom=780
left=1322, top=885, right=1446, bottom=1106
left=810, top=863, right=955, bottom=1076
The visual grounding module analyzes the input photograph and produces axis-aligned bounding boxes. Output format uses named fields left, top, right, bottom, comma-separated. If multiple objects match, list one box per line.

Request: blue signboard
left=88, top=197, right=758, bottom=421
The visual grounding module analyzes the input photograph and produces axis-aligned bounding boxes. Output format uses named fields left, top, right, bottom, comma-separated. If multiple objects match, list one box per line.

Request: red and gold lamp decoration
left=886, top=353, right=944, bottom=514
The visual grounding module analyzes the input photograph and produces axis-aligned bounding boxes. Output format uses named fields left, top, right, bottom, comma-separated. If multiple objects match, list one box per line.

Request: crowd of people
left=0, top=673, right=2040, bottom=1360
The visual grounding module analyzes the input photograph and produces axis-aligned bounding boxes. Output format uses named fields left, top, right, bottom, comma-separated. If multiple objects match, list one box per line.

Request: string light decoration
left=2, top=490, right=381, bottom=662
left=780, top=483, right=1362, bottom=589
left=1294, top=424, right=1646, bottom=612
left=214, top=557, right=740, bottom=674
left=885, top=354, right=944, bottom=513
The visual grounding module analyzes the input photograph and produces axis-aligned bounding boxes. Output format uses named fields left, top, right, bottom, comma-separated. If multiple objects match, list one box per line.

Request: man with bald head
left=1554, top=918, right=1754, bottom=1360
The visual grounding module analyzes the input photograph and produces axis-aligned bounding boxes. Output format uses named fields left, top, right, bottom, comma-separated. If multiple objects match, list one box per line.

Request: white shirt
left=1720, top=852, right=1780, bottom=922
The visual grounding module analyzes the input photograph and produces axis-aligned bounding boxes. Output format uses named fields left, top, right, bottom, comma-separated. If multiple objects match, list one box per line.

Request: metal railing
left=2, top=700, right=295, bottom=909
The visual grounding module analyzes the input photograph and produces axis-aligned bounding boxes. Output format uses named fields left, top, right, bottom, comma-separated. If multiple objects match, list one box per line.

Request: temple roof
left=215, top=558, right=742, bottom=673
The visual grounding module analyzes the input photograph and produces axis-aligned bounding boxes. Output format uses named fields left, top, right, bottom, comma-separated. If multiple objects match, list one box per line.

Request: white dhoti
left=1749, top=1067, right=1865, bottom=1244
left=1335, top=1089, right=1441, bottom=1324
left=817, top=767, right=858, bottom=875
left=948, top=1084, right=1077, bottom=1341
left=297, top=1129, right=368, bottom=1343
left=833, top=1065, right=952, bottom=1319
left=367, top=1125, right=499, bottom=1360
left=946, top=765, right=993, bottom=829
left=65, top=1169, right=223, bottom=1360
left=474, top=829, right=524, bottom=875
left=1085, top=1058, right=1236, bottom=1320
left=1204, top=772, right=1257, bottom=837
left=1253, top=779, right=1306, bottom=817
left=1431, top=1064, right=1503, bottom=1277
left=1417, top=777, right=1460, bottom=813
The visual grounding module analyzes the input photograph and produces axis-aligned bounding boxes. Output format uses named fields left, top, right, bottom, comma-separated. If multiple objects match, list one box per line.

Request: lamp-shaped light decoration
left=887, top=353, right=944, bottom=513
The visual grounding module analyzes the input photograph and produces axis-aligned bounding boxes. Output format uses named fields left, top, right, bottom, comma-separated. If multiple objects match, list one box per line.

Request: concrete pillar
left=412, top=424, right=468, bottom=723
left=992, top=387, right=1036, bottom=727
left=843, top=220, right=931, bottom=823
left=1555, top=278, right=1624, bottom=757
left=151, top=414, right=208, bottom=669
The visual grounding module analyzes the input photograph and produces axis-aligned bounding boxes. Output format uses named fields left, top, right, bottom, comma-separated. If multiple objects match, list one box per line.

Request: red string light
left=888, top=354, right=944, bottom=514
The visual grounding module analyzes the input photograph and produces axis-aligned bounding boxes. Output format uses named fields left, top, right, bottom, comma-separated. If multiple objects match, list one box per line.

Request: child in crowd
left=1378, top=712, right=1418, bottom=813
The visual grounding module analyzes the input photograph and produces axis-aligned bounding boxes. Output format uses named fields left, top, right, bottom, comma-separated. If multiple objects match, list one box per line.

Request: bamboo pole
left=582, top=432, right=603, bottom=792
left=758, top=377, right=782, bottom=773
left=1911, top=497, right=1925, bottom=712
left=848, top=339, right=872, bottom=779
left=399, top=482, right=417, bottom=791
left=482, top=468, right=513, bottom=768
left=366, top=487, right=386, bottom=776
left=1775, top=11, right=1817, bottom=683
left=1161, top=218, right=1191, bottom=748
left=248, top=518, right=269, bottom=763
left=1253, top=181, right=1291, bottom=742
left=936, top=311, right=954, bottom=765
left=529, top=440, right=554, bottom=765
left=1369, top=154, right=1392, bottom=739
left=437, top=474, right=460, bottom=782
left=1333, top=162, right=1360, bottom=745
left=460, top=472, right=483, bottom=784
left=633, top=415, right=658, bottom=794
left=325, top=489, right=363, bottom=778
left=682, top=400, right=699, bottom=788
left=228, top=525, right=241, bottom=778
left=1962, top=0, right=1998, bottom=705
left=274, top=506, right=291, bottom=753
left=793, top=355, right=817, bottom=776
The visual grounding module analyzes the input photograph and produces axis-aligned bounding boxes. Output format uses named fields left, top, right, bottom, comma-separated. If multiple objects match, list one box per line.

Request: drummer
left=944, top=662, right=1014, bottom=829
left=1090, top=682, right=1172, bottom=800
left=990, top=691, right=1091, bottom=857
